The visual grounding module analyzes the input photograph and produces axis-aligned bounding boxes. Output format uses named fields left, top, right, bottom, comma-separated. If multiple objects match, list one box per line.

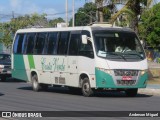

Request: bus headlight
left=97, top=67, right=112, bottom=75
left=141, top=69, right=148, bottom=75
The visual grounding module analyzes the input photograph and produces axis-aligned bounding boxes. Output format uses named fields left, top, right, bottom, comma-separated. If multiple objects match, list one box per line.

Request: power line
left=0, top=10, right=76, bottom=22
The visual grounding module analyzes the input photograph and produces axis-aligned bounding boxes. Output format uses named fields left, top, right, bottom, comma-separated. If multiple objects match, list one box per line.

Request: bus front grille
left=117, top=80, right=136, bottom=86
left=114, top=70, right=138, bottom=76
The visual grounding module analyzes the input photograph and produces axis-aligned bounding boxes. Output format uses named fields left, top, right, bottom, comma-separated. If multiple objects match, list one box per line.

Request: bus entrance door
left=67, top=56, right=78, bottom=87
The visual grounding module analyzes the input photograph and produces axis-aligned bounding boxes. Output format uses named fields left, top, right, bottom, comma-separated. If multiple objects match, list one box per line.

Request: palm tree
left=95, top=0, right=104, bottom=22
left=95, top=0, right=119, bottom=22
left=110, top=0, right=153, bottom=34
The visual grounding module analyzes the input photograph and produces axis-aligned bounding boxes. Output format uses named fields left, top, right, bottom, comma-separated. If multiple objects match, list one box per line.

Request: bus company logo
left=2, top=112, right=11, bottom=117
left=41, top=57, right=65, bottom=71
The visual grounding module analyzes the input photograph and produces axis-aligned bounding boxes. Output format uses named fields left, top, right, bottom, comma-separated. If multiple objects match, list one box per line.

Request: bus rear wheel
left=125, top=88, right=138, bottom=97
left=32, top=74, right=41, bottom=92
left=32, top=74, right=48, bottom=91
left=81, top=78, right=94, bottom=97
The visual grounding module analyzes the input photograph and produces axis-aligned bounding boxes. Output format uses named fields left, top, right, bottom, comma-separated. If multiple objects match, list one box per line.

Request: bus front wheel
left=125, top=88, right=138, bottom=97
left=82, top=78, right=94, bottom=97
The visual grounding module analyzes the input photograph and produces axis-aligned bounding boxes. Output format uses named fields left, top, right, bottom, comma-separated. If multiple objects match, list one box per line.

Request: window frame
left=33, top=32, right=47, bottom=55
left=13, top=33, right=26, bottom=54
left=68, top=31, right=81, bottom=56
left=25, top=33, right=36, bottom=55
left=45, top=32, right=58, bottom=55
left=57, top=31, right=70, bottom=55
left=78, top=30, right=94, bottom=58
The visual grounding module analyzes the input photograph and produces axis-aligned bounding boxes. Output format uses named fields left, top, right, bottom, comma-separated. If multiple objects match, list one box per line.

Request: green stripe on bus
left=28, top=55, right=35, bottom=69
left=12, top=55, right=28, bottom=81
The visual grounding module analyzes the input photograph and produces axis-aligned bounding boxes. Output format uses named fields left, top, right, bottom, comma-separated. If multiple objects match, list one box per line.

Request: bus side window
left=57, top=32, right=70, bottom=55
left=46, top=32, right=58, bottom=55
left=26, top=33, right=36, bottom=54
left=13, top=34, right=25, bottom=54
left=34, top=33, right=47, bottom=54
left=79, top=31, right=94, bottom=58
left=68, top=33, right=80, bottom=55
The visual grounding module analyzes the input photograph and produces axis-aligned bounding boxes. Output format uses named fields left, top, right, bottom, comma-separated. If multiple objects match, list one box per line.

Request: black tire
left=125, top=88, right=138, bottom=97
left=81, top=78, right=94, bottom=97
left=32, top=74, right=41, bottom=92
left=1, top=76, right=6, bottom=82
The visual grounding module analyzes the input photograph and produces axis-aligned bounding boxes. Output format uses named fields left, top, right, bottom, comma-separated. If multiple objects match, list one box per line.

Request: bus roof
left=16, top=25, right=134, bottom=34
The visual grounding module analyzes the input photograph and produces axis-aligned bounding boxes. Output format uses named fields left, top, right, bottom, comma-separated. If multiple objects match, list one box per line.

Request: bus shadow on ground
left=0, top=93, right=4, bottom=96
left=18, top=86, right=82, bottom=96
left=93, top=92, right=152, bottom=98
left=0, top=78, right=25, bottom=83
left=17, top=86, right=152, bottom=98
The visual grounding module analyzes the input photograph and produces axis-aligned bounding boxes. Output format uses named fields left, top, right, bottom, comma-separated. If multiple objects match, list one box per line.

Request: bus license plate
left=122, top=76, right=132, bottom=81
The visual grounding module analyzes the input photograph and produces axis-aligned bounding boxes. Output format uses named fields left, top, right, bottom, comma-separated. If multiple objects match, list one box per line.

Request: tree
left=139, top=3, right=160, bottom=47
left=110, top=0, right=153, bottom=34
left=0, top=23, right=13, bottom=47
left=49, top=17, right=65, bottom=27
left=74, top=2, right=97, bottom=26
left=0, top=13, right=48, bottom=47
left=95, top=0, right=104, bottom=22
left=95, top=0, right=118, bottom=22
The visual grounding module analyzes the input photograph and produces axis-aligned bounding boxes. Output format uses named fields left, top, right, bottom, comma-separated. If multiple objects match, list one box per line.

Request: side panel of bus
left=12, top=29, right=96, bottom=88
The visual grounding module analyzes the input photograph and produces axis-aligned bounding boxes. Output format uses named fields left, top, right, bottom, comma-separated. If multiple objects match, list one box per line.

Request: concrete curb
left=138, top=88, right=160, bottom=96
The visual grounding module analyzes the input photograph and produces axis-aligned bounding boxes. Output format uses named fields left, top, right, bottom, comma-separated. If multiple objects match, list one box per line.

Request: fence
left=146, top=49, right=160, bottom=63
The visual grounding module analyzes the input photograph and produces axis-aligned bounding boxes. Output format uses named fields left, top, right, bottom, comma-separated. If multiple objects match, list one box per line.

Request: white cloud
left=9, top=0, right=40, bottom=15
left=10, top=0, right=21, bottom=9
left=1, top=0, right=73, bottom=21
left=43, top=8, right=61, bottom=19
left=24, top=2, right=40, bottom=14
left=0, top=6, right=5, bottom=11
left=43, top=8, right=57, bottom=14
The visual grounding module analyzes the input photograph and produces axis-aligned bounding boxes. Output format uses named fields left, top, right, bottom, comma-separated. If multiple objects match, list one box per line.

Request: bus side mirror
left=82, top=35, right=88, bottom=44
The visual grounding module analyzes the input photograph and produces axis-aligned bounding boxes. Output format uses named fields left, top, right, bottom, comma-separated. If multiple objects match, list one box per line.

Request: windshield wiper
left=124, top=51, right=143, bottom=60
left=106, top=52, right=126, bottom=60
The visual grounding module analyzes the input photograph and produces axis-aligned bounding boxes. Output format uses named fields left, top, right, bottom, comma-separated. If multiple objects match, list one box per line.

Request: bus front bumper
left=95, top=68, right=148, bottom=89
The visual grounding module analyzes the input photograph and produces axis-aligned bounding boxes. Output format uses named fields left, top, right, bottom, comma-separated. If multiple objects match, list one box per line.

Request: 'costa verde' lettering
left=41, top=57, right=65, bottom=71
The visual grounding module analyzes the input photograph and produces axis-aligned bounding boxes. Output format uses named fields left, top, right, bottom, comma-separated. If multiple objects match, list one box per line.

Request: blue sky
left=0, top=0, right=87, bottom=21
left=0, top=0, right=160, bottom=22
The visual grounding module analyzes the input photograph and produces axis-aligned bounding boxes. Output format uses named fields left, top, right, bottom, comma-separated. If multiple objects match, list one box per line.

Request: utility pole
left=72, top=0, right=75, bottom=27
left=66, top=0, right=68, bottom=27
left=12, top=11, right=14, bottom=19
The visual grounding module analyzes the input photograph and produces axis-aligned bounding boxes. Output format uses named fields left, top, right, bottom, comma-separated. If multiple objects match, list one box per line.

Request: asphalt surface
left=0, top=81, right=160, bottom=120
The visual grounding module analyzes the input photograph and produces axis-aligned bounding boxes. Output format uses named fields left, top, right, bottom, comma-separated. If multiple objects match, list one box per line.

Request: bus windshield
left=93, top=30, right=146, bottom=61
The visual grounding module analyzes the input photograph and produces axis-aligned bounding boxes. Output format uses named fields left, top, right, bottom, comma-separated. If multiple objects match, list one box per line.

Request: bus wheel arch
left=31, top=71, right=48, bottom=91
left=31, top=72, right=40, bottom=92
left=31, top=71, right=37, bottom=79
left=79, top=73, right=94, bottom=97
left=79, top=73, right=89, bottom=87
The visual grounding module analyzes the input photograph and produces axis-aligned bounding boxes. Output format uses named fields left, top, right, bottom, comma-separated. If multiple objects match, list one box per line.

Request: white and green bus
left=12, top=25, right=148, bottom=97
